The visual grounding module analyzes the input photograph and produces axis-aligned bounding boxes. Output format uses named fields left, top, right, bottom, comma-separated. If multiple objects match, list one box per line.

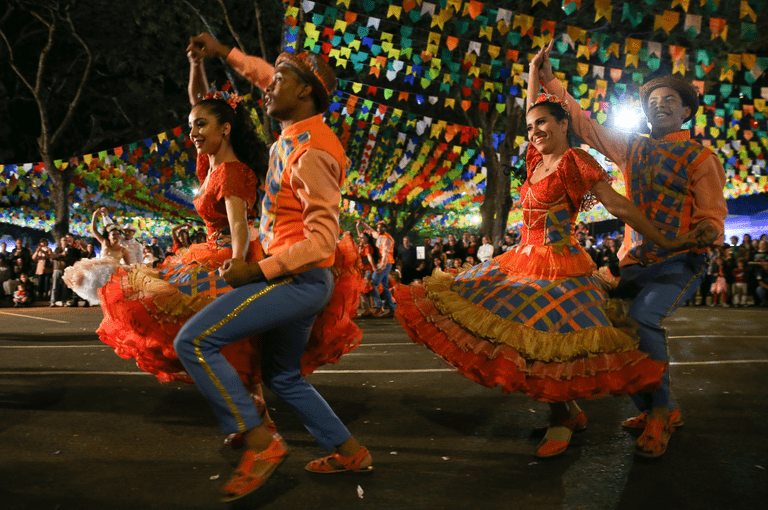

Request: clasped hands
left=220, top=258, right=264, bottom=288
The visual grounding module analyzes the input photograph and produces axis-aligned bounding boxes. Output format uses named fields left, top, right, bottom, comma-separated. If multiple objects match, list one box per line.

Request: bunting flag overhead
left=2, top=0, right=768, bottom=234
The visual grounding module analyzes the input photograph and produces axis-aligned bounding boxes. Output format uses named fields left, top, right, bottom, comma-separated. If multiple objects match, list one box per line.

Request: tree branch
left=217, top=0, right=246, bottom=52
left=49, top=6, right=92, bottom=150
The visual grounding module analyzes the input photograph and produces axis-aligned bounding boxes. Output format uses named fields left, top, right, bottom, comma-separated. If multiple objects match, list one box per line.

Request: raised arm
left=536, top=38, right=632, bottom=169
left=91, top=208, right=107, bottom=245
left=187, top=41, right=209, bottom=106
left=188, top=33, right=273, bottom=92
left=527, top=44, right=545, bottom=111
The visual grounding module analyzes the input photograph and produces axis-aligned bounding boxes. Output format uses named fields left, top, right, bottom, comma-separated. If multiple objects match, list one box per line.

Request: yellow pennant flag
left=625, top=53, right=639, bottom=68
left=719, top=67, right=734, bottom=82
left=671, top=0, right=690, bottom=11
left=576, top=45, right=591, bottom=59
left=478, top=25, right=493, bottom=41
left=741, top=0, right=757, bottom=22
left=728, top=53, right=742, bottom=70
left=654, top=11, right=680, bottom=34
left=577, top=62, right=590, bottom=77
left=387, top=5, right=402, bottom=19
left=594, top=0, right=612, bottom=22
left=673, top=61, right=686, bottom=75
left=333, top=19, right=347, bottom=33
left=567, top=25, right=586, bottom=44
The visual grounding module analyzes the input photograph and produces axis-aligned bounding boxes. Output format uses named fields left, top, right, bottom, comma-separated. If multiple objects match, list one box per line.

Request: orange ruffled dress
left=97, top=155, right=362, bottom=386
left=394, top=147, right=667, bottom=403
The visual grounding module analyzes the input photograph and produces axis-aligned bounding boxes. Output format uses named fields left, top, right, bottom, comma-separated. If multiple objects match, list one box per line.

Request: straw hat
left=275, top=51, right=337, bottom=112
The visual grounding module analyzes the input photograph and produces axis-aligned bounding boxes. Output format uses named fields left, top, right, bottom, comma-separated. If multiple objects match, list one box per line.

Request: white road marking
left=671, top=359, right=768, bottom=365
left=0, top=312, right=69, bottom=324
left=669, top=335, right=768, bottom=339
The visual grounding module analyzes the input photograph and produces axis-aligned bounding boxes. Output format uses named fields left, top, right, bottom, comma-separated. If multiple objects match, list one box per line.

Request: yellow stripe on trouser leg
left=193, top=278, right=293, bottom=432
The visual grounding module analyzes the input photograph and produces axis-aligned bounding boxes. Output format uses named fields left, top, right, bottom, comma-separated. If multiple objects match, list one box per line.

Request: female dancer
left=394, top=54, right=704, bottom=458
left=62, top=208, right=132, bottom=306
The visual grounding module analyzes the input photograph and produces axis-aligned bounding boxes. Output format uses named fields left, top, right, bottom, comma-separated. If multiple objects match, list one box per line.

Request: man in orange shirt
left=358, top=220, right=397, bottom=316
left=536, top=42, right=726, bottom=458
left=175, top=34, right=372, bottom=502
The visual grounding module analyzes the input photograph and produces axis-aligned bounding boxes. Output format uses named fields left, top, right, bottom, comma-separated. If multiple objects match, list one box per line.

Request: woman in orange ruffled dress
left=394, top=52, right=704, bottom=458
left=96, top=50, right=362, bottom=445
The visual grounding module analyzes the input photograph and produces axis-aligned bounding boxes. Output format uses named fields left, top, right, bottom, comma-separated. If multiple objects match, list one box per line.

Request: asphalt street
left=0, top=305, right=766, bottom=510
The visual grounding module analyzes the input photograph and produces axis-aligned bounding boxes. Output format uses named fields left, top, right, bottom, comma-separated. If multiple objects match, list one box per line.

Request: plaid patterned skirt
left=394, top=243, right=666, bottom=403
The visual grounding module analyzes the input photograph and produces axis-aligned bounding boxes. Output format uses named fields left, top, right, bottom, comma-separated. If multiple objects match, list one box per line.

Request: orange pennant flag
left=446, top=36, right=459, bottom=51
left=710, top=18, right=728, bottom=41
left=669, top=45, right=686, bottom=62
left=610, top=68, right=622, bottom=82
left=468, top=1, right=484, bottom=19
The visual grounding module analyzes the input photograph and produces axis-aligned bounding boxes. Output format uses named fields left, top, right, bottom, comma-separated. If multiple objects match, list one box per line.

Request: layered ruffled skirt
left=394, top=243, right=666, bottom=403
left=96, top=234, right=363, bottom=386
left=63, top=257, right=122, bottom=306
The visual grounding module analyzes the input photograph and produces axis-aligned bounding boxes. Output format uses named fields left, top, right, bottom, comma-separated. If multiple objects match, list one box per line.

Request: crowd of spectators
left=4, top=222, right=768, bottom=310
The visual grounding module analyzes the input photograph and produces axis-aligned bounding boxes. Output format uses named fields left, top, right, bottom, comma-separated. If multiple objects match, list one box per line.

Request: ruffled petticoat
left=63, top=258, right=123, bottom=306
left=96, top=234, right=362, bottom=386
left=394, top=243, right=667, bottom=403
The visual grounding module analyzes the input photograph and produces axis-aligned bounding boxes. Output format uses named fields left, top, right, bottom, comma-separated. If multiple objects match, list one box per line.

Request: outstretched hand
left=187, top=33, right=229, bottom=61
left=529, top=39, right=555, bottom=83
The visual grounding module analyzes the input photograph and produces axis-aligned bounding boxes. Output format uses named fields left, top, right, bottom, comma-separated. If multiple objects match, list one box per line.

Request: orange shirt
left=227, top=48, right=346, bottom=281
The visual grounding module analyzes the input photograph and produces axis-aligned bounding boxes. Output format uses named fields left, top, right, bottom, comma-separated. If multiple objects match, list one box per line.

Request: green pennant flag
left=622, top=3, right=644, bottom=28
left=742, top=23, right=758, bottom=43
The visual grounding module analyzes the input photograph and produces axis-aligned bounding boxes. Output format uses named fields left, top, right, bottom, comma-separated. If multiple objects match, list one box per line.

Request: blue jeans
left=756, top=285, right=768, bottom=305
left=370, top=263, right=396, bottom=311
left=174, top=267, right=351, bottom=450
left=616, top=251, right=707, bottom=412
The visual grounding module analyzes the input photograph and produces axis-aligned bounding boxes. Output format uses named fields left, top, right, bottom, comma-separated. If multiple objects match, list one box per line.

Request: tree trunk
left=45, top=158, right=72, bottom=243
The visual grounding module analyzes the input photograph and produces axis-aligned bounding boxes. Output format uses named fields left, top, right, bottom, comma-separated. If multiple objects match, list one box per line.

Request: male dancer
left=358, top=220, right=396, bottom=316
left=176, top=34, right=372, bottom=502
left=535, top=41, right=726, bottom=457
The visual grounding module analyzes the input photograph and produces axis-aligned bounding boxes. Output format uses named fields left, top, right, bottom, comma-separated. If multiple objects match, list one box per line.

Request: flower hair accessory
left=205, top=81, right=242, bottom=110
left=535, top=92, right=567, bottom=109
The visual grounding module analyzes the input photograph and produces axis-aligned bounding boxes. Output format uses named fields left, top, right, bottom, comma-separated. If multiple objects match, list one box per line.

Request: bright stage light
left=612, top=105, right=644, bottom=131
left=470, top=215, right=481, bottom=225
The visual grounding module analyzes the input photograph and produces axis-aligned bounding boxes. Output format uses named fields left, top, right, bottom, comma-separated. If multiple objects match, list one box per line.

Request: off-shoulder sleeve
left=562, top=148, right=613, bottom=211
left=210, top=162, right=258, bottom=210
left=196, top=153, right=210, bottom=183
